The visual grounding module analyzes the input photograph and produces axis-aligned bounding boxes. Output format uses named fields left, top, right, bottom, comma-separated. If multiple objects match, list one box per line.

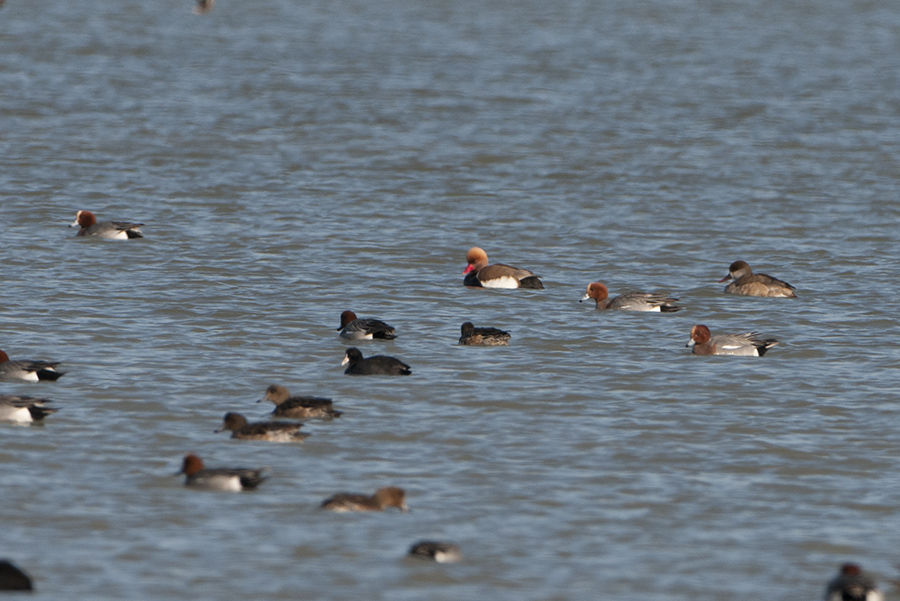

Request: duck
left=408, top=541, right=463, bottom=563
left=258, top=384, right=342, bottom=419
left=321, top=486, right=408, bottom=512
left=719, top=260, right=797, bottom=297
left=342, top=347, right=411, bottom=376
left=70, top=210, right=144, bottom=239
left=824, top=563, right=883, bottom=601
left=0, top=395, right=57, bottom=423
left=458, top=322, right=511, bottom=346
left=580, top=282, right=681, bottom=312
left=176, top=454, right=267, bottom=492
left=686, top=324, right=778, bottom=356
left=0, top=560, right=33, bottom=591
left=214, top=412, right=308, bottom=442
left=463, top=247, right=544, bottom=289
left=337, top=310, right=397, bottom=340
left=193, top=0, right=214, bottom=14
left=0, top=350, right=64, bottom=382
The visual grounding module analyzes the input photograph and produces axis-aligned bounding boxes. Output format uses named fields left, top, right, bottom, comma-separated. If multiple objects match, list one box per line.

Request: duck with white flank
left=177, top=454, right=267, bottom=492
left=0, top=350, right=64, bottom=382
left=824, top=563, right=883, bottom=601
left=0, top=395, right=58, bottom=423
left=337, top=310, right=396, bottom=340
left=70, top=210, right=144, bottom=239
left=463, top=247, right=544, bottom=289
left=580, top=282, right=681, bottom=312
left=408, top=541, right=463, bottom=563
left=687, top=324, right=778, bottom=356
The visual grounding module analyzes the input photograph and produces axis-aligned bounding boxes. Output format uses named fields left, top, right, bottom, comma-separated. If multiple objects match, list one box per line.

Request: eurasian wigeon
left=580, top=282, right=681, bottom=312
left=258, top=384, right=342, bottom=419
left=342, top=348, right=411, bottom=375
left=337, top=310, right=397, bottom=340
left=177, top=454, right=267, bottom=492
left=463, top=247, right=544, bottom=289
left=70, top=210, right=144, bottom=239
left=215, top=412, right=309, bottom=442
left=0, top=560, right=33, bottom=591
left=0, top=350, right=64, bottom=382
left=687, top=324, right=778, bottom=356
left=321, top=486, right=408, bottom=512
left=719, top=260, right=797, bottom=298
left=458, top=322, right=511, bottom=346
left=0, top=395, right=57, bottom=423
left=193, top=0, right=214, bottom=14
left=408, top=541, right=463, bottom=563
left=824, top=563, right=883, bottom=601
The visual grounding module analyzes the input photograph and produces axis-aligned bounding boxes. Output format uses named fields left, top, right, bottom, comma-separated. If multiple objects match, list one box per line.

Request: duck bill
left=462, top=264, right=475, bottom=275
left=340, top=355, right=349, bottom=366
left=69, top=219, right=79, bottom=228
left=718, top=274, right=732, bottom=283
left=579, top=293, right=590, bottom=303
left=685, top=339, right=696, bottom=348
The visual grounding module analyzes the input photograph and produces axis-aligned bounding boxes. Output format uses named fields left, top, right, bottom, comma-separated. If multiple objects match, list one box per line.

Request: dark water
left=2, top=0, right=899, bottom=599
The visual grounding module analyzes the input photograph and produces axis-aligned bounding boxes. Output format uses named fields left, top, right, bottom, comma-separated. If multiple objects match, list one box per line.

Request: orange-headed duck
left=0, top=350, right=64, bottom=382
left=177, top=454, right=267, bottom=492
left=459, top=322, right=511, bottom=346
left=71, top=210, right=144, bottom=239
left=463, top=247, right=544, bottom=289
left=408, top=541, right=463, bottom=563
left=580, top=282, right=681, bottom=312
left=215, top=412, right=309, bottom=442
left=0, top=395, right=58, bottom=423
left=824, top=564, right=883, bottom=601
left=719, top=260, right=796, bottom=297
left=687, top=324, right=778, bottom=356
left=337, top=310, right=397, bottom=340
left=321, top=486, right=408, bottom=512
left=342, top=348, right=411, bottom=375
left=258, top=384, right=342, bottom=419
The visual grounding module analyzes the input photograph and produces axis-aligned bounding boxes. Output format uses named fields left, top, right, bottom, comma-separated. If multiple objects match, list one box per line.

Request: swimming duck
left=258, top=384, right=342, bottom=419
left=463, top=247, right=544, bottom=289
left=337, top=310, right=397, bottom=340
left=0, top=350, right=64, bottom=382
left=177, top=454, right=267, bottom=492
left=321, top=486, right=408, bottom=512
left=580, top=282, right=681, bottom=312
left=719, top=260, right=797, bottom=298
left=458, top=322, right=511, bottom=346
left=687, top=324, right=778, bottom=356
left=215, top=412, right=308, bottom=442
left=70, top=210, right=144, bottom=239
left=408, top=541, right=463, bottom=563
left=824, top=563, right=883, bottom=601
left=0, top=395, right=58, bottom=423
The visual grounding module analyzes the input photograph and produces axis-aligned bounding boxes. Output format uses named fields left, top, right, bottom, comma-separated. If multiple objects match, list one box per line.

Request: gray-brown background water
left=2, top=0, right=899, bottom=599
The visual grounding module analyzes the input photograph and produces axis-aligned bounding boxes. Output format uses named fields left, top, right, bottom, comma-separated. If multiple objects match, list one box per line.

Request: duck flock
left=0, top=211, right=884, bottom=599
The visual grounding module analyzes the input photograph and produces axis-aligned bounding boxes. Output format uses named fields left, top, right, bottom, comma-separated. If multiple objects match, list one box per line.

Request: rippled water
left=2, top=0, right=900, bottom=599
